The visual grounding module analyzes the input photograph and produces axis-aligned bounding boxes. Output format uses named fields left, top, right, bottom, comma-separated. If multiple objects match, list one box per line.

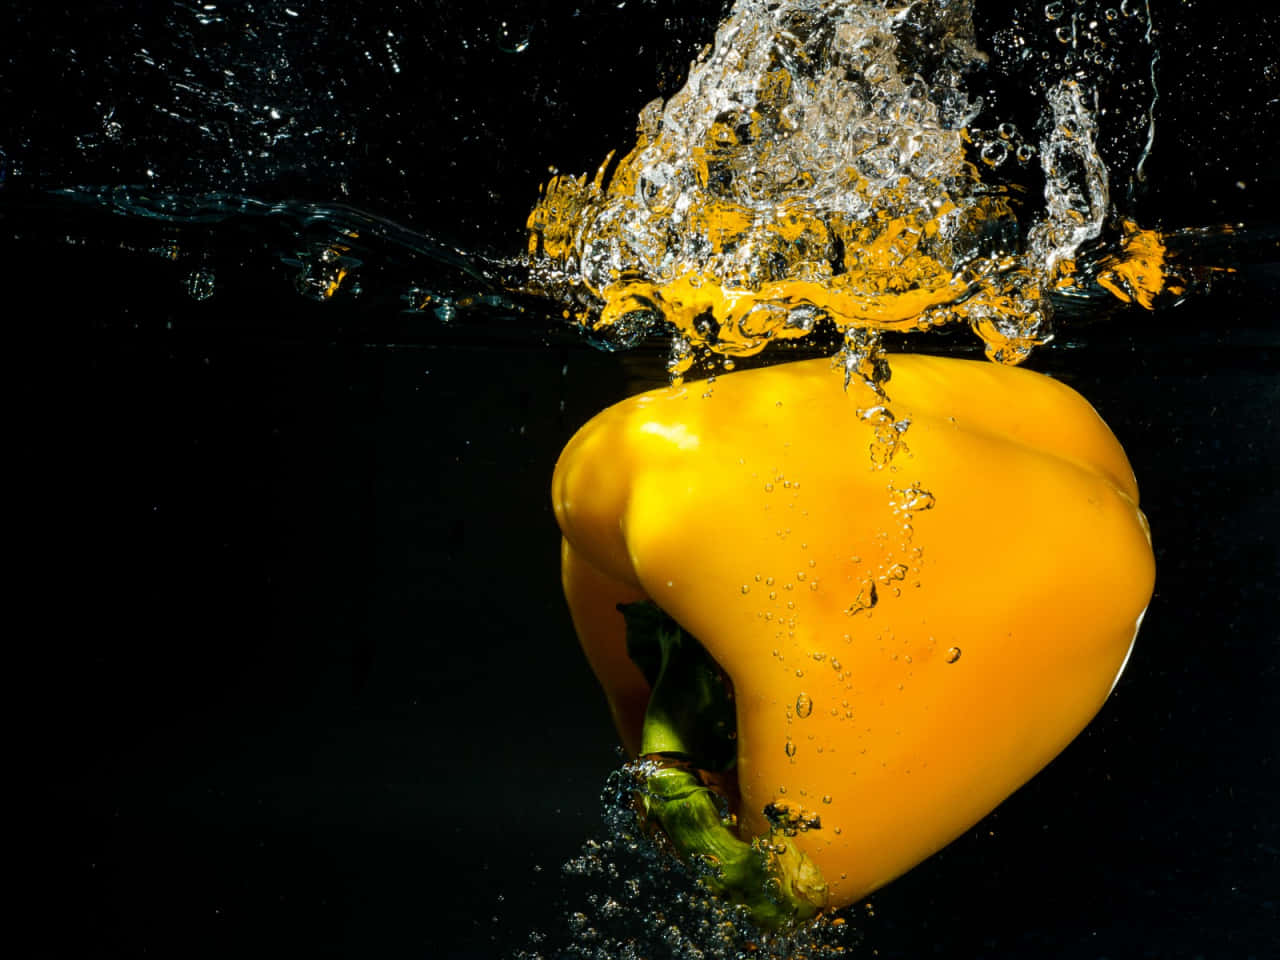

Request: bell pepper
left=552, top=354, right=1154, bottom=927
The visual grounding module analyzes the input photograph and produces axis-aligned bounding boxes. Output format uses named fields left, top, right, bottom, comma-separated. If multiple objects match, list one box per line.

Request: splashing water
left=9, top=0, right=1254, bottom=375
left=525, top=0, right=1179, bottom=385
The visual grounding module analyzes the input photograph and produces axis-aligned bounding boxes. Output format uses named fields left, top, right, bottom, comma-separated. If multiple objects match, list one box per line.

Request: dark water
left=8, top=2, right=1278, bottom=958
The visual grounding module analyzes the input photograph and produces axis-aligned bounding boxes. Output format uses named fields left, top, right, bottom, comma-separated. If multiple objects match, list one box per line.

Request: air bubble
left=845, top=580, right=878, bottom=616
left=795, top=693, right=814, bottom=718
left=980, top=141, right=1008, bottom=167
left=946, top=646, right=962, bottom=663
left=883, top=563, right=909, bottom=582
left=185, top=267, right=216, bottom=301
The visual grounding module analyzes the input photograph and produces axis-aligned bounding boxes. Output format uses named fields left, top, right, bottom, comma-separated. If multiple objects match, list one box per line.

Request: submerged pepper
left=552, top=355, right=1154, bottom=925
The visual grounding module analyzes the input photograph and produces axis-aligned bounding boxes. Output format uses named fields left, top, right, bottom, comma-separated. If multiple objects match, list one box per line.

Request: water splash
left=525, top=0, right=1177, bottom=378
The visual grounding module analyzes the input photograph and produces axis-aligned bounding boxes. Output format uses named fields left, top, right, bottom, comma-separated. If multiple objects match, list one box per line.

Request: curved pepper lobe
left=553, top=355, right=1155, bottom=909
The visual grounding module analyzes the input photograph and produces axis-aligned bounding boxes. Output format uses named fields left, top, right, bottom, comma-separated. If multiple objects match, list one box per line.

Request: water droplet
left=946, top=646, right=962, bottom=663
left=795, top=693, right=814, bottom=718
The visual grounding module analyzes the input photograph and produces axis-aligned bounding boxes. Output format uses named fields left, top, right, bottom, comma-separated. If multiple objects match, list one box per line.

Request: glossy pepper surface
left=553, top=355, right=1154, bottom=915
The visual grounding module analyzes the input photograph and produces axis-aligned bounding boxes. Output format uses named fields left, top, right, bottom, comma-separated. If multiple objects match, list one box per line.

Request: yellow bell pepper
left=552, top=354, right=1154, bottom=927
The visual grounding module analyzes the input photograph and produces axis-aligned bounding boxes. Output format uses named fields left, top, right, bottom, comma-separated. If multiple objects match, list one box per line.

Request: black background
left=7, top=2, right=1278, bottom=958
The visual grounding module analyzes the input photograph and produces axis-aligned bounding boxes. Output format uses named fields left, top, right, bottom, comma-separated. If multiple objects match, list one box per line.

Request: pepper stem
left=619, top=601, right=829, bottom=930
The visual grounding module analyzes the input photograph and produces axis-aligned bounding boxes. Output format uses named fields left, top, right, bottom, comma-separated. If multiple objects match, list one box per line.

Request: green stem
left=619, top=602, right=828, bottom=930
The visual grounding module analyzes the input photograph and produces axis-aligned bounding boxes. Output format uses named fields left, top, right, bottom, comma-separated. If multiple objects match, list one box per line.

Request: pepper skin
left=553, top=354, right=1155, bottom=912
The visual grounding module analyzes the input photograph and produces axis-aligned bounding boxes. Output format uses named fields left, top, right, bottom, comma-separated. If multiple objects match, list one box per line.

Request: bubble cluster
left=515, top=762, right=859, bottom=960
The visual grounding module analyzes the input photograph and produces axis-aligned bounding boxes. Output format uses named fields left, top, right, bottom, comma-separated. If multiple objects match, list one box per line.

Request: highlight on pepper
left=552, top=355, right=1155, bottom=928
